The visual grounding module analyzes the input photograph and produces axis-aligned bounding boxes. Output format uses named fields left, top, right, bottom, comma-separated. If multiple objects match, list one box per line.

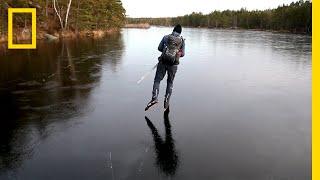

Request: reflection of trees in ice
left=0, top=35, right=124, bottom=175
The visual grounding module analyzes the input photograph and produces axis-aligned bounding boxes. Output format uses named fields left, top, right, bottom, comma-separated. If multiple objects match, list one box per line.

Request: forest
left=0, top=0, right=126, bottom=39
left=127, top=0, right=312, bottom=34
left=0, top=0, right=312, bottom=40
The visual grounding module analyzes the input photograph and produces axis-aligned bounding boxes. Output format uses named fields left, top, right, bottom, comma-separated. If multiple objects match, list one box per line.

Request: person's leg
left=164, top=65, right=178, bottom=109
left=152, top=62, right=166, bottom=101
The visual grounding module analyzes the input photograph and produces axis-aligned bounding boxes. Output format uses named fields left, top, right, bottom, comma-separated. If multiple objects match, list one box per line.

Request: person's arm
left=158, top=36, right=166, bottom=52
left=179, top=38, right=185, bottom=57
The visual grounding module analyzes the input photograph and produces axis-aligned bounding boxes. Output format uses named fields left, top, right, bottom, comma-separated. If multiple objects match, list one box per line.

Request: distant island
left=126, top=0, right=312, bottom=34
left=124, top=23, right=150, bottom=29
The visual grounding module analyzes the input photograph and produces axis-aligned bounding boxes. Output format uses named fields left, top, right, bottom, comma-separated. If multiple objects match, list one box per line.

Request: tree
left=53, top=0, right=73, bottom=30
left=127, top=0, right=312, bottom=34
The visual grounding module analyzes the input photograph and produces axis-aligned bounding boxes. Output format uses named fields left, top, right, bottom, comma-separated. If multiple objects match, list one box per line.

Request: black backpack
left=161, top=34, right=182, bottom=65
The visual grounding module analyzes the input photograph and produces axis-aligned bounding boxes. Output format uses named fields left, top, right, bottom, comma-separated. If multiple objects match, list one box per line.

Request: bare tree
left=53, top=0, right=64, bottom=29
left=52, top=0, right=73, bottom=30
left=46, top=0, right=48, bottom=17
left=65, top=0, right=73, bottom=29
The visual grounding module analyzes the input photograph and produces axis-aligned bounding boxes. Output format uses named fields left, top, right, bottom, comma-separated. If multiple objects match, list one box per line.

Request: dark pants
left=152, top=62, right=178, bottom=103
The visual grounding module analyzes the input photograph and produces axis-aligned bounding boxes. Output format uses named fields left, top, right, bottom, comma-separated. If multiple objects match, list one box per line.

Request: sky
left=121, top=0, right=299, bottom=18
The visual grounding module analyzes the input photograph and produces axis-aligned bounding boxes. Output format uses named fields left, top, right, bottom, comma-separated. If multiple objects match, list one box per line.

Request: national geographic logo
left=7, top=8, right=36, bottom=49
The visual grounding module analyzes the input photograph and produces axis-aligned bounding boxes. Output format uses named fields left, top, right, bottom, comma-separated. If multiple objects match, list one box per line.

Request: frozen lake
left=0, top=27, right=311, bottom=179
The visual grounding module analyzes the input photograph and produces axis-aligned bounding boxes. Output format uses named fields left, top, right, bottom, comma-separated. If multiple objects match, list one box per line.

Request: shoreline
left=150, top=25, right=311, bottom=35
left=0, top=28, right=121, bottom=44
left=124, top=23, right=151, bottom=29
left=121, top=24, right=311, bottom=35
left=0, top=26, right=310, bottom=46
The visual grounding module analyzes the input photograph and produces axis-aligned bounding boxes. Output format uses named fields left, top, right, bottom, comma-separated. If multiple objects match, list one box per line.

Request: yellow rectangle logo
left=8, top=8, right=36, bottom=49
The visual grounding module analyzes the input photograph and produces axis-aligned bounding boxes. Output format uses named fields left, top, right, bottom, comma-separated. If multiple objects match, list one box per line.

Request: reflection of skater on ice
left=145, top=110, right=179, bottom=176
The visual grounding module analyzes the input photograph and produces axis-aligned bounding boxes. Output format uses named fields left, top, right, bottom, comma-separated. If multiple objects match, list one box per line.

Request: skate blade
left=145, top=102, right=158, bottom=111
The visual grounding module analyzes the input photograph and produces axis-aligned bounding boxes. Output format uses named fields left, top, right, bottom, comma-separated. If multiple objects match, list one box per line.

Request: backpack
left=161, top=34, right=182, bottom=65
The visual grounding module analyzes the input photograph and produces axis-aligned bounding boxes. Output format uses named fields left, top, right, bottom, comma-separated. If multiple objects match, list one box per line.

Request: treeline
left=0, top=0, right=126, bottom=35
left=127, top=0, right=312, bottom=34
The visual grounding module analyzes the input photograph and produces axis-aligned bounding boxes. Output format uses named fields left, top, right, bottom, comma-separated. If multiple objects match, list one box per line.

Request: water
left=0, top=27, right=311, bottom=180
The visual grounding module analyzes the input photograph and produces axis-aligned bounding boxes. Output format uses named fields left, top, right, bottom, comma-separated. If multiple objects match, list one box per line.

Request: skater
left=145, top=24, right=185, bottom=111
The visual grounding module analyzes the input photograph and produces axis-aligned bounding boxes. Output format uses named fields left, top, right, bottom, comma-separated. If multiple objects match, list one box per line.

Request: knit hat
left=173, top=24, right=182, bottom=34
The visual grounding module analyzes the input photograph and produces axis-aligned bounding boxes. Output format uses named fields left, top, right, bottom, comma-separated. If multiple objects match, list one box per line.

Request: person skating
left=145, top=24, right=185, bottom=111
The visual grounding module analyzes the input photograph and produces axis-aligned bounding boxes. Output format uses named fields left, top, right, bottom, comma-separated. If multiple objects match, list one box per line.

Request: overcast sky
left=122, top=0, right=299, bottom=18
